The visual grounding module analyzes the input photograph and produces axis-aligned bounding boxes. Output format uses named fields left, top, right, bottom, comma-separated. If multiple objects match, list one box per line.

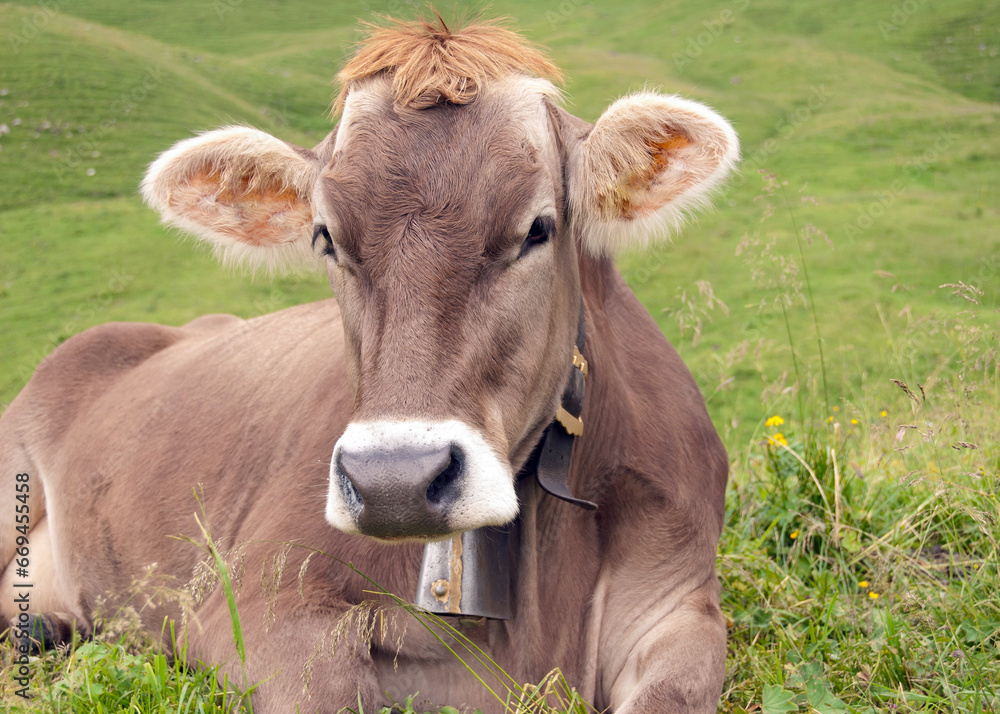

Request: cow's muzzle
left=336, top=442, right=462, bottom=538
left=325, top=420, right=519, bottom=539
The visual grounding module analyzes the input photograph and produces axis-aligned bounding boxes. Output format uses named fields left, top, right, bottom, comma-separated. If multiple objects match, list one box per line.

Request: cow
left=0, top=16, right=738, bottom=714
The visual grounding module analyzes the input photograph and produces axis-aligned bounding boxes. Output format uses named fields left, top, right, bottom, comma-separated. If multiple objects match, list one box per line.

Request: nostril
left=426, top=446, right=463, bottom=506
left=336, top=452, right=364, bottom=513
left=340, top=472, right=363, bottom=510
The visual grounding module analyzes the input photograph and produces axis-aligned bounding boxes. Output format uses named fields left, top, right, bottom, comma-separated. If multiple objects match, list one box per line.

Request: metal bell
left=414, top=524, right=515, bottom=620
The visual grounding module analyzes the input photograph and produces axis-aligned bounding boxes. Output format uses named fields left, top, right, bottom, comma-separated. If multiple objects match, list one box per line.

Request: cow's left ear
left=141, top=126, right=323, bottom=272
left=568, top=92, right=739, bottom=255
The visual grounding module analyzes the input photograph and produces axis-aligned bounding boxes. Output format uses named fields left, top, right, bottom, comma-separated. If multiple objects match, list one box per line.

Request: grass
left=1, top=621, right=251, bottom=713
left=1, top=0, right=998, bottom=711
left=721, top=365, right=1000, bottom=712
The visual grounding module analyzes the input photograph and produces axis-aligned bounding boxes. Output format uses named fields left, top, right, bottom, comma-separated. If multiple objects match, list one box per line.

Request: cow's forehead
left=331, top=74, right=561, bottom=159
left=313, top=75, right=563, bottom=267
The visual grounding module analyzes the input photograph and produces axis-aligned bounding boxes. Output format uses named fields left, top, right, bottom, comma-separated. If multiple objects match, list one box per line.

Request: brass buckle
left=555, top=406, right=584, bottom=437
left=572, top=345, right=588, bottom=377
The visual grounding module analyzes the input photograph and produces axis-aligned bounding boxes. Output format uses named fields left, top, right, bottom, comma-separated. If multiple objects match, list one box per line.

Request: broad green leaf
left=762, top=684, right=797, bottom=714
left=812, top=690, right=849, bottom=714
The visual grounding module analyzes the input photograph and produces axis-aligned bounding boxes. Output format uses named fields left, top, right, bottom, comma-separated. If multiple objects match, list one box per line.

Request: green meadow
left=1, top=0, right=997, bottom=712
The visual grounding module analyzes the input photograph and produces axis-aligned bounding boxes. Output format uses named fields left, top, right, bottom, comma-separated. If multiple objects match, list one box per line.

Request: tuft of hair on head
left=333, top=11, right=565, bottom=114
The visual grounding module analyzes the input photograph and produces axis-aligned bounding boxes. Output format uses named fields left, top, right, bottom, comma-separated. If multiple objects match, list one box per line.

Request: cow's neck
left=413, top=286, right=597, bottom=620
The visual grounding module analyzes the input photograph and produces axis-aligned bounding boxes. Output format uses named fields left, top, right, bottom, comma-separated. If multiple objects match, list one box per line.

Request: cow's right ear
left=141, top=126, right=322, bottom=272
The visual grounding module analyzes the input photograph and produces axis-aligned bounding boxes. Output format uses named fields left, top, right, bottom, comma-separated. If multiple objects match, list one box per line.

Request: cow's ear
left=141, top=126, right=322, bottom=272
left=569, top=92, right=739, bottom=255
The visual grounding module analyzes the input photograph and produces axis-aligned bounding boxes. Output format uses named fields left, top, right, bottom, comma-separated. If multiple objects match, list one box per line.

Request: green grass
left=720, top=343, right=1000, bottom=712
left=1, top=0, right=998, bottom=711
left=1, top=623, right=251, bottom=712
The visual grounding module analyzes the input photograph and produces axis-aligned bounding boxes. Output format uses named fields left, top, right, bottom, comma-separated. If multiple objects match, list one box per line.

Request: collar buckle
left=555, top=405, right=584, bottom=437
left=572, top=345, right=588, bottom=377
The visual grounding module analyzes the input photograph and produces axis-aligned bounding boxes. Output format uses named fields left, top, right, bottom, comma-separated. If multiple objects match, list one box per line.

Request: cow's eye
left=518, top=217, right=554, bottom=259
left=312, top=224, right=336, bottom=261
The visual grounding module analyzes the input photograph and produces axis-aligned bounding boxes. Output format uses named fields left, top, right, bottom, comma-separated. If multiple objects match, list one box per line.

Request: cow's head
left=141, top=17, right=738, bottom=541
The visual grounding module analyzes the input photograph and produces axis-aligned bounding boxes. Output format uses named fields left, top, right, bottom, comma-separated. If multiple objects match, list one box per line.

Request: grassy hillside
left=1, top=1, right=997, bottom=712
left=1, top=0, right=996, bottom=430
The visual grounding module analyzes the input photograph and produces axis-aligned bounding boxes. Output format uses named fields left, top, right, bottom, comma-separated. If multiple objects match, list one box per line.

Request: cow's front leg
left=187, top=586, right=383, bottom=713
left=607, top=576, right=727, bottom=714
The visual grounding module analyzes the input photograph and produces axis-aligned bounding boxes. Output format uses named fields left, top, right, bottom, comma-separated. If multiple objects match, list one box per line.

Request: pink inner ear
left=172, top=169, right=312, bottom=246
left=629, top=132, right=693, bottom=192
left=599, top=131, right=695, bottom=220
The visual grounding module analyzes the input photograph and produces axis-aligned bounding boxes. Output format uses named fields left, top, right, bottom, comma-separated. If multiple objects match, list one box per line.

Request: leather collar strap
left=534, top=300, right=597, bottom=511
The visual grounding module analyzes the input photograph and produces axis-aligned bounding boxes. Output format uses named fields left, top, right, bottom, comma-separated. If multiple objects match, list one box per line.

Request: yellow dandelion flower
left=765, top=415, right=785, bottom=427
left=869, top=591, right=880, bottom=600
left=833, top=405, right=840, bottom=412
left=827, top=416, right=834, bottom=423
left=790, top=530, right=800, bottom=539
left=858, top=580, right=869, bottom=588
left=768, top=433, right=788, bottom=447
left=851, top=418, right=859, bottom=425
left=880, top=410, right=888, bottom=418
